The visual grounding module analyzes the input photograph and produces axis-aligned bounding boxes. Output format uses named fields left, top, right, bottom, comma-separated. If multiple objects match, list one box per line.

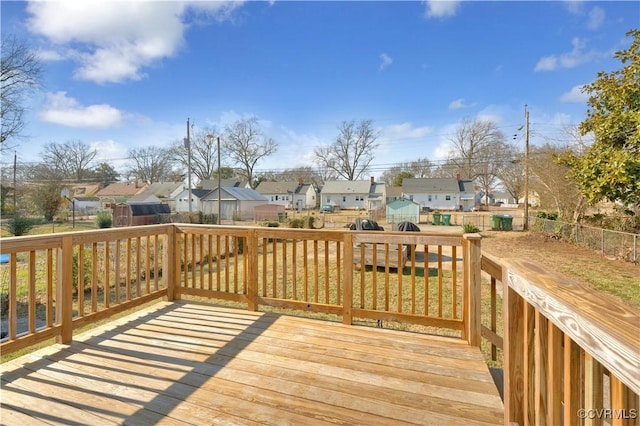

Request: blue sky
left=1, top=1, right=638, bottom=179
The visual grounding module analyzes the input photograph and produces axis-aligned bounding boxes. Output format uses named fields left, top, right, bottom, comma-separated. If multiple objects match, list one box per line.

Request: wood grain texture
left=504, top=258, right=640, bottom=396
left=1, top=301, right=504, bottom=425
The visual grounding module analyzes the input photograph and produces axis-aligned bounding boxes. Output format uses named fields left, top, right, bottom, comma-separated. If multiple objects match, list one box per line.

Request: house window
left=343, top=196, right=346, bottom=202
left=446, top=195, right=451, bottom=201
left=428, top=195, right=432, bottom=202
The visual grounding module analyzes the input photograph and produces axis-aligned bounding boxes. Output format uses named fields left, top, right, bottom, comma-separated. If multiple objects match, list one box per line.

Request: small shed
left=386, top=199, right=420, bottom=224
left=114, top=203, right=171, bottom=227
left=254, top=204, right=285, bottom=221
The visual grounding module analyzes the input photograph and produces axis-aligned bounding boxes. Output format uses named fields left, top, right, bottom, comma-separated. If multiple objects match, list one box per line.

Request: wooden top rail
left=503, top=258, right=640, bottom=395
left=0, top=233, right=64, bottom=252
left=480, top=253, right=502, bottom=281
left=351, top=230, right=463, bottom=246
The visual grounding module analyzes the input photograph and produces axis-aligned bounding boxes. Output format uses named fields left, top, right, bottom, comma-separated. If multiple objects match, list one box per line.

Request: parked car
left=320, top=204, right=335, bottom=213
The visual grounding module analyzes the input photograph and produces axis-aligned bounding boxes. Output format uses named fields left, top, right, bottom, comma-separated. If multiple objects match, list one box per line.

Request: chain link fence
left=530, top=216, right=639, bottom=263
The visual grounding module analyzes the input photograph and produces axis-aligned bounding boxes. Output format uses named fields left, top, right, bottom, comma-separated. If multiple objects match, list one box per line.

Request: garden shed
left=386, top=199, right=420, bottom=224
left=114, top=203, right=171, bottom=227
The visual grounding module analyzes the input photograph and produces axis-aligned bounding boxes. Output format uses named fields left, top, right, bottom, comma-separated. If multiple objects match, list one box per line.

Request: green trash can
left=442, top=214, right=451, bottom=226
left=432, top=212, right=441, bottom=225
left=277, top=212, right=286, bottom=223
left=490, top=215, right=502, bottom=231
left=501, top=214, right=513, bottom=231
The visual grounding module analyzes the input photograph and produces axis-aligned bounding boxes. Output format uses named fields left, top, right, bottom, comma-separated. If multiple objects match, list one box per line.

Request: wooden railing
left=2, top=224, right=638, bottom=426
left=481, top=253, right=504, bottom=362
left=0, top=225, right=172, bottom=354
left=0, top=224, right=482, bottom=355
left=502, top=258, right=639, bottom=426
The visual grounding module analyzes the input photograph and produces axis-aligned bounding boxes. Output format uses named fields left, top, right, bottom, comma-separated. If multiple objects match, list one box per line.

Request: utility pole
left=523, top=105, right=530, bottom=231
left=13, top=151, right=17, bottom=213
left=185, top=119, right=192, bottom=214
left=217, top=136, right=221, bottom=225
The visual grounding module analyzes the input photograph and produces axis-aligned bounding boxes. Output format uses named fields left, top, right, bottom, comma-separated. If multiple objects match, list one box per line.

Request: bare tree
left=496, top=147, right=525, bottom=203
left=224, top=117, right=278, bottom=189
left=1, top=35, right=42, bottom=148
left=447, top=118, right=504, bottom=180
left=170, top=127, right=221, bottom=182
left=41, top=140, right=97, bottom=181
left=258, top=166, right=324, bottom=188
left=128, top=146, right=174, bottom=184
left=380, top=157, right=434, bottom=185
left=314, top=119, right=380, bottom=181
left=529, top=144, right=588, bottom=221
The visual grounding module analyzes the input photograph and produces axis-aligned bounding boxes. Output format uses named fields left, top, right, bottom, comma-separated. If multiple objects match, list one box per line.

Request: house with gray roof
left=201, top=187, right=268, bottom=221
left=320, top=177, right=386, bottom=211
left=198, top=179, right=247, bottom=190
left=133, top=181, right=184, bottom=210
left=255, top=179, right=317, bottom=210
left=174, top=188, right=212, bottom=212
left=402, top=178, right=478, bottom=211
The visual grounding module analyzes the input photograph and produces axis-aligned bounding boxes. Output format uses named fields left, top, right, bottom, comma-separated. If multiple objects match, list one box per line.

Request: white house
left=70, top=196, right=102, bottom=215
left=402, top=178, right=477, bottom=211
left=133, top=182, right=184, bottom=211
left=255, top=179, right=317, bottom=210
left=174, top=189, right=212, bottom=212
left=320, top=177, right=386, bottom=210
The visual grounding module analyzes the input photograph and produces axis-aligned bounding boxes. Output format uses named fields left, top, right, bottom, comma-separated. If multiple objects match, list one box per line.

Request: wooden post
left=56, top=235, right=73, bottom=344
left=343, top=232, right=353, bottom=325
left=503, top=276, right=525, bottom=426
left=563, top=336, right=581, bottom=426
left=246, top=229, right=258, bottom=311
left=165, top=225, right=177, bottom=301
left=462, top=233, right=481, bottom=346
left=584, top=353, right=604, bottom=426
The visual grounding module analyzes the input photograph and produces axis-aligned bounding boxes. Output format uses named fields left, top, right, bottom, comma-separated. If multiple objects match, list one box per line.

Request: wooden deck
left=1, top=301, right=504, bottom=425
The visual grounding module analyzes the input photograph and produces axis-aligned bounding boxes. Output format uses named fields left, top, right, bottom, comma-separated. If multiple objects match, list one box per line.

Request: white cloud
left=379, top=53, right=393, bottom=71
left=559, top=84, right=589, bottom=103
left=25, top=1, right=243, bottom=84
left=586, top=6, right=605, bottom=30
left=448, top=98, right=476, bottom=111
left=39, top=91, right=124, bottom=128
left=383, top=122, right=433, bottom=140
left=423, top=1, right=460, bottom=19
left=534, top=37, right=602, bottom=71
left=564, top=1, right=584, bottom=16
left=90, top=139, right=132, bottom=170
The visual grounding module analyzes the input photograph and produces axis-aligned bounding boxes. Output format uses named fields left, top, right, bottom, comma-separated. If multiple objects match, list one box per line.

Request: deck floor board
left=1, top=301, right=504, bottom=425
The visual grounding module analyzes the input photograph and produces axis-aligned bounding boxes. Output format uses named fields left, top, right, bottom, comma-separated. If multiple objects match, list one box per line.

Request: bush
left=462, top=223, right=480, bottom=233
left=7, top=214, right=34, bottom=236
left=287, top=218, right=305, bottom=228
left=536, top=211, right=558, bottom=220
left=96, top=211, right=113, bottom=228
left=262, top=221, right=280, bottom=227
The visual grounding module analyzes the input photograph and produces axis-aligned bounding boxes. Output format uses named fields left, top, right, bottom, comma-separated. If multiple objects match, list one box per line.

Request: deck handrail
left=502, top=258, right=640, bottom=425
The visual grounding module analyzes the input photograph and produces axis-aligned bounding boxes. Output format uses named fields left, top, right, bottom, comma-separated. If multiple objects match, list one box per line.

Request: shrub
left=7, top=214, right=34, bottom=236
left=462, top=223, right=480, bottom=233
left=96, top=211, right=113, bottom=228
left=287, top=218, right=305, bottom=228
left=262, top=221, right=279, bottom=227
left=304, top=215, right=316, bottom=229
left=536, top=211, right=558, bottom=220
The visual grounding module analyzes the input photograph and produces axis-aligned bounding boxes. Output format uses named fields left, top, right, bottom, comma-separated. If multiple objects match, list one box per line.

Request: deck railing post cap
left=463, top=233, right=482, bottom=240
